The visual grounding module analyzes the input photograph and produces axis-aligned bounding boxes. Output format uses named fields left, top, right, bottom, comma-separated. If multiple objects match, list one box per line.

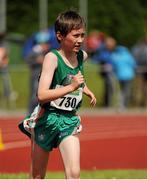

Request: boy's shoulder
left=79, top=49, right=88, bottom=61
left=45, top=50, right=58, bottom=59
left=43, top=50, right=58, bottom=67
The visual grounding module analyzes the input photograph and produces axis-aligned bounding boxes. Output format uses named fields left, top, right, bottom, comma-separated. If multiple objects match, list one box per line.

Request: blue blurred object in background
left=22, top=26, right=59, bottom=60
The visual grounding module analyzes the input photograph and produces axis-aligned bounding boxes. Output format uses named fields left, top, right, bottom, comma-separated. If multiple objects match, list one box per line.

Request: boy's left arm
left=83, top=84, right=97, bottom=106
left=82, top=50, right=96, bottom=106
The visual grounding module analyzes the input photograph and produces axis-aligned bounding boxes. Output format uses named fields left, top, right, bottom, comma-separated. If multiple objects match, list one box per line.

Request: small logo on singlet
left=59, top=131, right=68, bottom=138
left=62, top=74, right=73, bottom=86
left=38, top=133, right=45, bottom=141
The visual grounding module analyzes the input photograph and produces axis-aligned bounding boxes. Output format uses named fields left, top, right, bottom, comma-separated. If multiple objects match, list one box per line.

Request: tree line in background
left=7, top=0, right=147, bottom=47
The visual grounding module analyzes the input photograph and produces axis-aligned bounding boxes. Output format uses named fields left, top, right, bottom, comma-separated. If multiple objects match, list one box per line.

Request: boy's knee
left=32, top=174, right=44, bottom=179
left=31, top=168, right=46, bottom=179
left=31, top=173, right=45, bottom=179
left=66, top=166, right=80, bottom=179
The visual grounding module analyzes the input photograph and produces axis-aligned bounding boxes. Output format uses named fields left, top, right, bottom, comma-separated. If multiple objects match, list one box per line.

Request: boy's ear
left=56, top=31, right=63, bottom=41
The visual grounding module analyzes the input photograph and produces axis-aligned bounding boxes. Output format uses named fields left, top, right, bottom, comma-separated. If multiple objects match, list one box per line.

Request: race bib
left=50, top=85, right=83, bottom=111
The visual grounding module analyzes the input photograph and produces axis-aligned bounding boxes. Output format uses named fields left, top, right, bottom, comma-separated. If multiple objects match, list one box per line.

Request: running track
left=0, top=112, right=147, bottom=173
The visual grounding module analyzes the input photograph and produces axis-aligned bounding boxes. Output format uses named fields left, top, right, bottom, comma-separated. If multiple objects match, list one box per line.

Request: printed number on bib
left=50, top=86, right=83, bottom=111
left=59, top=97, right=77, bottom=108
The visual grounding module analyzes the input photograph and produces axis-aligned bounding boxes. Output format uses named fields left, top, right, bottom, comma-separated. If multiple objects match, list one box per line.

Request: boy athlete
left=19, top=10, right=96, bottom=179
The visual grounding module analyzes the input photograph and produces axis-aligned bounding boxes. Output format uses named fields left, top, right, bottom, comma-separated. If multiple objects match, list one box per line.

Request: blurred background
left=0, top=0, right=147, bottom=179
left=0, top=0, right=147, bottom=114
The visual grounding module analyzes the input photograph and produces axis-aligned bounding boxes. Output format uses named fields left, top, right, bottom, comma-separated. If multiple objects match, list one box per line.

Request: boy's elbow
left=37, top=93, right=45, bottom=104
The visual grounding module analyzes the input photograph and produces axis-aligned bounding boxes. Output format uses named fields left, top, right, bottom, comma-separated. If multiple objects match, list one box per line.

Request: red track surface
left=0, top=114, right=147, bottom=173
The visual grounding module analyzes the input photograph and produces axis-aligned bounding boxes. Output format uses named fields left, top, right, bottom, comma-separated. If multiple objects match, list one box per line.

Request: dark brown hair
left=55, top=10, right=86, bottom=37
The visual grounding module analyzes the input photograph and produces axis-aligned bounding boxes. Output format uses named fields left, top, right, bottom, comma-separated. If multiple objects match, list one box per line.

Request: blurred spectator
left=85, top=31, right=105, bottom=56
left=0, top=32, right=15, bottom=106
left=25, top=30, right=50, bottom=115
left=109, top=37, right=137, bottom=110
left=22, top=26, right=59, bottom=60
left=132, top=37, right=147, bottom=107
left=91, top=36, right=115, bottom=107
left=92, top=37, right=136, bottom=109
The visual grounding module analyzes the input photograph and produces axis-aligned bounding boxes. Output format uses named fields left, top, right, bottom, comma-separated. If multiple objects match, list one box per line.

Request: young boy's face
left=61, top=27, right=85, bottom=53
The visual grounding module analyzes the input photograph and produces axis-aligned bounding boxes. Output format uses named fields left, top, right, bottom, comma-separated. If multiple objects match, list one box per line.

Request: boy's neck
left=58, top=49, right=77, bottom=62
left=58, top=49, right=78, bottom=68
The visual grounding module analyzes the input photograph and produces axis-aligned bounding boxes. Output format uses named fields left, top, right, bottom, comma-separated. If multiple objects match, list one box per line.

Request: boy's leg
left=30, top=140, right=49, bottom=179
left=59, top=135, right=80, bottom=179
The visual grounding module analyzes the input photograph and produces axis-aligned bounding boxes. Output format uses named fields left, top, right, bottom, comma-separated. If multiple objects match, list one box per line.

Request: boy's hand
left=70, top=71, right=84, bottom=90
left=89, top=92, right=97, bottom=106
left=83, top=84, right=97, bottom=106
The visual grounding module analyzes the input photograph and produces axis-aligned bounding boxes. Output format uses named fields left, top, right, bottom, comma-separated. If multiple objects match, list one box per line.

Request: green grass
left=0, top=169, right=147, bottom=179
left=0, top=64, right=30, bottom=110
left=83, top=61, right=104, bottom=107
left=0, top=61, right=104, bottom=111
left=0, top=60, right=139, bottom=111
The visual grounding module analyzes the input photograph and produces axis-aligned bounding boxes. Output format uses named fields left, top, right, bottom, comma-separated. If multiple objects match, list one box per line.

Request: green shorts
left=34, top=110, right=81, bottom=151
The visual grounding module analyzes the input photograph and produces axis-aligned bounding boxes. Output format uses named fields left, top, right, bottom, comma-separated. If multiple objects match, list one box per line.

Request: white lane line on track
left=80, top=131, right=147, bottom=141
left=3, top=129, right=147, bottom=150
left=4, top=140, right=30, bottom=150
